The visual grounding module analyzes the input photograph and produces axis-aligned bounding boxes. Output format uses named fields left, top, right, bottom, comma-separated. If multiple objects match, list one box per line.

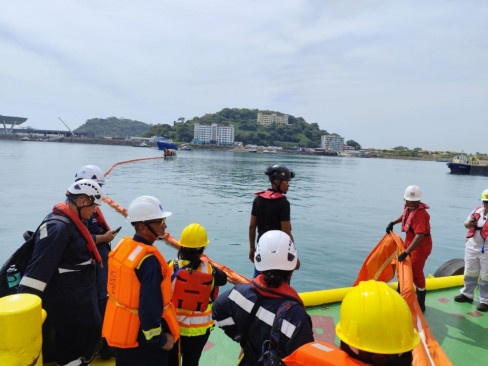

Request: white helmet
left=67, top=179, right=103, bottom=206
left=127, top=195, right=172, bottom=223
left=254, top=230, right=297, bottom=271
left=75, top=165, right=106, bottom=186
left=403, top=185, right=422, bottom=201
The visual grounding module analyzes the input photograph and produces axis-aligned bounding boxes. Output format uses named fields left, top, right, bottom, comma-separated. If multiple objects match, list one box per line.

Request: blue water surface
left=1, top=140, right=487, bottom=292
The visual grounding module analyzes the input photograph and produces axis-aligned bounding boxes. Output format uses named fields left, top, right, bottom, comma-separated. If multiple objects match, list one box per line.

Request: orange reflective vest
left=169, top=259, right=216, bottom=336
left=102, top=237, right=180, bottom=348
left=282, top=342, right=369, bottom=366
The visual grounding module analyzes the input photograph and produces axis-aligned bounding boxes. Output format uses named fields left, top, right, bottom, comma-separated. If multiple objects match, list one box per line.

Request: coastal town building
left=257, top=112, right=289, bottom=127
left=321, top=134, right=344, bottom=153
left=193, top=123, right=235, bottom=145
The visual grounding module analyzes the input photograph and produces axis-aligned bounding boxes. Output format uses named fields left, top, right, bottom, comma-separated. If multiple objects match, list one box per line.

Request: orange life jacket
left=171, top=259, right=215, bottom=312
left=282, top=342, right=370, bottom=366
left=94, top=206, right=111, bottom=232
left=102, top=237, right=179, bottom=348
left=255, top=189, right=285, bottom=199
left=53, top=202, right=101, bottom=262
left=466, top=207, right=488, bottom=240
left=169, top=259, right=217, bottom=336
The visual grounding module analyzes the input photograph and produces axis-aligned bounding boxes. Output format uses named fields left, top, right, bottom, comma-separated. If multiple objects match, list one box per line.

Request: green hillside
left=74, top=117, right=151, bottom=138
left=73, top=109, right=348, bottom=149
left=146, top=108, right=330, bottom=148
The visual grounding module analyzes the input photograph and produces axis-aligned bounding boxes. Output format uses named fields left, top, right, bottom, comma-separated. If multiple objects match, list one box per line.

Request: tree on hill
left=74, top=117, right=151, bottom=138
left=346, top=140, right=361, bottom=150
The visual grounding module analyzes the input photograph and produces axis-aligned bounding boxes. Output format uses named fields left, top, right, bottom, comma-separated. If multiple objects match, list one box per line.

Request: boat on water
left=447, top=153, right=488, bottom=176
left=156, top=137, right=179, bottom=151
left=163, top=149, right=177, bottom=159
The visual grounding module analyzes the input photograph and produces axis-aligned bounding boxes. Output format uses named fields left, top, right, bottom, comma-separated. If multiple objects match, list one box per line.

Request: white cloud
left=1, top=0, right=487, bottom=152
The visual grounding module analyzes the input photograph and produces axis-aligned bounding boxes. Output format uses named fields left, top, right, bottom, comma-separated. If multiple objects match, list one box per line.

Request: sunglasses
left=483, top=201, right=488, bottom=205
left=145, top=218, right=166, bottom=225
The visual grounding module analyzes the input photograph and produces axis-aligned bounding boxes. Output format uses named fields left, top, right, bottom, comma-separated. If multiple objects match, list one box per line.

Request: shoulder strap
left=171, top=259, right=191, bottom=282
left=258, top=300, right=297, bottom=366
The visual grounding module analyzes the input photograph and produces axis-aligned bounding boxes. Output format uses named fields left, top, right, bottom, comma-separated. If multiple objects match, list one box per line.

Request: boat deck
left=89, top=285, right=488, bottom=366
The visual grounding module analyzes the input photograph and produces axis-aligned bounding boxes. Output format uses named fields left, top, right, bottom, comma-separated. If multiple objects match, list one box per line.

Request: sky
left=1, top=0, right=487, bottom=153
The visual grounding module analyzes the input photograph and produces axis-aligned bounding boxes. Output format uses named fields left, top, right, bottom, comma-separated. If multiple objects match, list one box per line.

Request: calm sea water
left=1, top=140, right=487, bottom=293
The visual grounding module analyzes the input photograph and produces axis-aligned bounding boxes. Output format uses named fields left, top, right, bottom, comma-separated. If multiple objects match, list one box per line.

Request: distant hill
left=146, top=108, right=331, bottom=148
left=72, top=109, right=347, bottom=148
left=74, top=117, right=151, bottom=138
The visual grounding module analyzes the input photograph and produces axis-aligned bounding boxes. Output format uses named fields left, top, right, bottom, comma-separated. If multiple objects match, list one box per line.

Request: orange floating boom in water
left=101, top=156, right=250, bottom=285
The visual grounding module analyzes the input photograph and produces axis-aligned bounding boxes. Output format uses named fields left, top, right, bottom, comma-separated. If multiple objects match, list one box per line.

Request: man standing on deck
left=18, top=179, right=104, bottom=366
left=249, top=164, right=299, bottom=278
left=386, top=184, right=432, bottom=312
left=454, top=188, right=488, bottom=312
left=102, top=195, right=179, bottom=366
left=74, top=164, right=119, bottom=359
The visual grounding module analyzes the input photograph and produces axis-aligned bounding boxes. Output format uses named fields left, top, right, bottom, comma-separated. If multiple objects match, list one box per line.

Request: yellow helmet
left=179, top=223, right=209, bottom=248
left=481, top=189, right=488, bottom=201
left=335, top=280, right=420, bottom=354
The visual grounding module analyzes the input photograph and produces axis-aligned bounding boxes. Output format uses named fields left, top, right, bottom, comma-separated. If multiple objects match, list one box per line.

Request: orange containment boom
left=101, top=155, right=251, bottom=286
left=354, top=233, right=452, bottom=366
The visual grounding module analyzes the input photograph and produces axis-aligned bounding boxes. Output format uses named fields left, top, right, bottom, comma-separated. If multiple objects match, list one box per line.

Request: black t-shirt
left=251, top=195, right=290, bottom=240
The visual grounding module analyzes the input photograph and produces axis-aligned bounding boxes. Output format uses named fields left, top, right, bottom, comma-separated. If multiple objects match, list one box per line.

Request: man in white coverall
left=455, top=188, right=488, bottom=312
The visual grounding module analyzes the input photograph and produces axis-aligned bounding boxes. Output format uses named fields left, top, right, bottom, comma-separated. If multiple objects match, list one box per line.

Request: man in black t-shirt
left=249, top=165, right=297, bottom=277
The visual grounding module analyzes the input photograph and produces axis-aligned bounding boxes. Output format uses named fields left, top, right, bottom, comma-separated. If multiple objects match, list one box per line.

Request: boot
left=416, top=289, right=426, bottom=312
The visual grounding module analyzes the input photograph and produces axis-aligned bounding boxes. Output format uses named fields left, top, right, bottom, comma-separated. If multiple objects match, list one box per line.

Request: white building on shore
left=321, top=134, right=344, bottom=153
left=193, top=123, right=234, bottom=145
left=257, top=112, right=289, bottom=127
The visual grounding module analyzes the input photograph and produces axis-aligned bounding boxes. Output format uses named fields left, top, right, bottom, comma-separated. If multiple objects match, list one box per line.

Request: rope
left=101, top=156, right=250, bottom=285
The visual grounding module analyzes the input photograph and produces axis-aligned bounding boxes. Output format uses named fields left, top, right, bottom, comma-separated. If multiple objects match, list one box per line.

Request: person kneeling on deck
left=283, top=281, right=420, bottom=366
left=102, top=195, right=179, bottom=366
left=212, top=230, right=314, bottom=365
left=168, top=223, right=228, bottom=366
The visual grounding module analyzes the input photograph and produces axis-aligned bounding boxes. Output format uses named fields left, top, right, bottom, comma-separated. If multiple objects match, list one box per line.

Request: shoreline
left=0, top=134, right=448, bottom=161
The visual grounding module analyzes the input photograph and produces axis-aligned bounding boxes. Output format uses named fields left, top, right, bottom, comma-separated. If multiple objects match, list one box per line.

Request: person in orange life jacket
left=213, top=230, right=314, bottom=366
left=102, top=195, right=178, bottom=366
left=386, top=185, right=432, bottom=312
left=454, top=188, right=488, bottom=312
left=75, top=165, right=119, bottom=359
left=168, top=223, right=228, bottom=366
left=17, top=179, right=104, bottom=366
left=284, top=280, right=419, bottom=366
left=249, top=165, right=299, bottom=278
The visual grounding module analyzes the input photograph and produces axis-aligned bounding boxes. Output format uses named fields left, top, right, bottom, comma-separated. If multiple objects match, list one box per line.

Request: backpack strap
left=258, top=300, right=297, bottom=366
left=170, top=259, right=191, bottom=282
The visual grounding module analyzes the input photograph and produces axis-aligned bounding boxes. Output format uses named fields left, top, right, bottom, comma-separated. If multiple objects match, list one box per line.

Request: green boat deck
left=88, top=285, right=488, bottom=366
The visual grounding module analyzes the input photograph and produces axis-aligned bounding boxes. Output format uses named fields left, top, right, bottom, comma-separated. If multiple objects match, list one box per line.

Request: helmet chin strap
left=272, top=180, right=284, bottom=193
left=144, top=222, right=161, bottom=241
left=68, top=196, right=92, bottom=220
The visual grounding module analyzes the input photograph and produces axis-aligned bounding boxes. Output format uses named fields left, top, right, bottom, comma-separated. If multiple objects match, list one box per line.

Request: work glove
left=386, top=222, right=395, bottom=233
left=397, top=252, right=409, bottom=262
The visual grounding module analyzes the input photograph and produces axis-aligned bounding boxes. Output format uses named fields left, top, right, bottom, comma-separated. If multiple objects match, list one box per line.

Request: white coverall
left=461, top=207, right=488, bottom=305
